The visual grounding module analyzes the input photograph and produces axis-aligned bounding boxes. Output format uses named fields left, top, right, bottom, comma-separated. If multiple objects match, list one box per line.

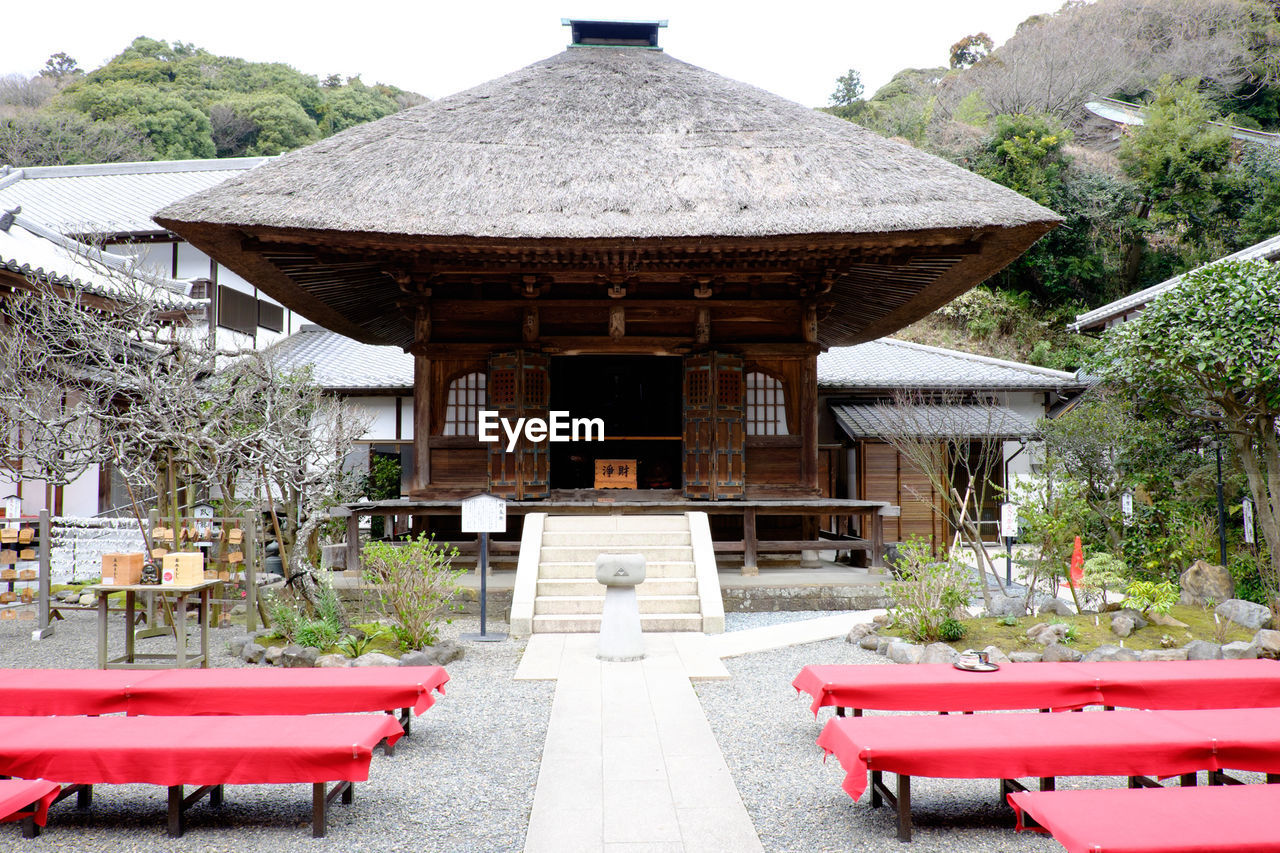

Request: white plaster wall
left=60, top=467, right=100, bottom=517
left=348, top=397, right=399, bottom=441
left=398, top=396, right=414, bottom=440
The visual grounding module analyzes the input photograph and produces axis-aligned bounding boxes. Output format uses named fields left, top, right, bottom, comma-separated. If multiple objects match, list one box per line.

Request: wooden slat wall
left=860, top=441, right=945, bottom=549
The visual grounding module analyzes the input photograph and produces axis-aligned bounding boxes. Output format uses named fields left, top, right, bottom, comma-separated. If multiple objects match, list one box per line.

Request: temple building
left=157, top=20, right=1058, bottom=570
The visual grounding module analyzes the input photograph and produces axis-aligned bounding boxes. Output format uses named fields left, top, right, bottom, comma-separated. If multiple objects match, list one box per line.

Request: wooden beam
left=742, top=506, right=758, bottom=576
left=412, top=355, right=431, bottom=491
left=799, top=355, right=818, bottom=492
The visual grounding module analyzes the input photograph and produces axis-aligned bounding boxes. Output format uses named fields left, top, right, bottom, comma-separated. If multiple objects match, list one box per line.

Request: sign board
left=461, top=493, right=507, bottom=533
left=1121, top=492, right=1134, bottom=526
left=192, top=503, right=215, bottom=521
left=1244, top=498, right=1256, bottom=544
left=594, top=459, right=638, bottom=490
left=2, top=496, right=19, bottom=529
left=1000, top=502, right=1019, bottom=539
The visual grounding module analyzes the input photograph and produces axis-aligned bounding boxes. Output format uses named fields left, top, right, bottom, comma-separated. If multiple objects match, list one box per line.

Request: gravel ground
left=0, top=610, right=553, bottom=852
left=695, top=629, right=1267, bottom=853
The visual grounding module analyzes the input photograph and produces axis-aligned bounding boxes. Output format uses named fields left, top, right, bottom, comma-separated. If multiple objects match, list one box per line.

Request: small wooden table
left=88, top=581, right=218, bottom=670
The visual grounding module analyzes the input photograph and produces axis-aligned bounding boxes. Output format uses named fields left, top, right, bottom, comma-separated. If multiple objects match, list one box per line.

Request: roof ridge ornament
left=0, top=205, right=20, bottom=232
left=563, top=18, right=667, bottom=50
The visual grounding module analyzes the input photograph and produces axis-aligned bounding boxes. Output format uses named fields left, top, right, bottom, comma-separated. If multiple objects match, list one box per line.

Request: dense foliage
left=0, top=36, right=424, bottom=165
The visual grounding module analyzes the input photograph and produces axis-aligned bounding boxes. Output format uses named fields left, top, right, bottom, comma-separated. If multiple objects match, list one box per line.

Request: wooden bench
left=0, top=780, right=60, bottom=838
left=1007, top=785, right=1280, bottom=852
left=816, top=707, right=1280, bottom=842
left=0, top=714, right=404, bottom=837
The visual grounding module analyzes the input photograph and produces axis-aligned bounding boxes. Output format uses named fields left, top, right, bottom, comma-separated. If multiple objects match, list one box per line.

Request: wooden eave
left=157, top=219, right=1056, bottom=349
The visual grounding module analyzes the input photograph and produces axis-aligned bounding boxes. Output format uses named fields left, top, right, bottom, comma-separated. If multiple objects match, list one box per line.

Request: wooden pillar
left=345, top=514, right=360, bottom=576
left=742, top=506, right=758, bottom=576
left=412, top=355, right=431, bottom=492
left=799, top=355, right=818, bottom=492
left=695, top=307, right=710, bottom=346
left=871, top=510, right=885, bottom=568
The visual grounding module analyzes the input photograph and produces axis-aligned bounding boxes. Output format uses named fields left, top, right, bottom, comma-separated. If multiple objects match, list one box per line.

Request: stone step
left=537, top=560, right=696, bottom=579
left=542, top=514, right=688, bottom=533
left=536, top=577, right=698, bottom=597
left=533, top=593, right=702, bottom=616
left=539, top=531, right=691, bottom=547
left=539, top=546, right=694, bottom=564
left=531, top=612, right=704, bottom=633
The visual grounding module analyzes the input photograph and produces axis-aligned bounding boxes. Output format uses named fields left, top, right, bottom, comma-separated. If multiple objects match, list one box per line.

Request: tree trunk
left=1231, top=425, right=1280, bottom=598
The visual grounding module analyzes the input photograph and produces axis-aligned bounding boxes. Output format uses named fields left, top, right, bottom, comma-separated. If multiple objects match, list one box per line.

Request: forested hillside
left=828, top=0, right=1280, bottom=369
left=0, top=37, right=424, bottom=166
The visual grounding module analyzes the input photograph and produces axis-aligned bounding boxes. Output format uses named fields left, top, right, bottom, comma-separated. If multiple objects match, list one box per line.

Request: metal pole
left=1006, top=536, right=1013, bottom=587
left=1215, top=440, right=1228, bottom=566
left=479, top=531, right=488, bottom=637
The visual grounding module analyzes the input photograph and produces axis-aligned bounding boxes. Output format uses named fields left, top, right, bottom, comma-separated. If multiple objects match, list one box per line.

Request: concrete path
left=519, top=633, right=762, bottom=853
left=706, top=610, right=885, bottom=659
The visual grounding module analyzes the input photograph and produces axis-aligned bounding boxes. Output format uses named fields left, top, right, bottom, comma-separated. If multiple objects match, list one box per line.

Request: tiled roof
left=0, top=214, right=196, bottom=308
left=265, top=325, right=412, bottom=391
left=831, top=402, right=1038, bottom=439
left=0, top=157, right=269, bottom=238
left=817, top=338, right=1082, bottom=391
left=1071, top=232, right=1280, bottom=331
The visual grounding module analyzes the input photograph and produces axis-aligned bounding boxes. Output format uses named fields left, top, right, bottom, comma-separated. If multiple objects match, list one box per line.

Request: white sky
left=8, top=0, right=1064, bottom=107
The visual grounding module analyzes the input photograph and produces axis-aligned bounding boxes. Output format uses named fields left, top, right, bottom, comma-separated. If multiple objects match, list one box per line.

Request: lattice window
left=444, top=372, right=486, bottom=436
left=745, top=372, right=787, bottom=436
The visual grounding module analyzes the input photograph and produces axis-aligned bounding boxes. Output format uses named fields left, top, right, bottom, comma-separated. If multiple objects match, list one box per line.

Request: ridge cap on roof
left=1072, top=230, right=1280, bottom=329
left=16, top=157, right=272, bottom=180
left=877, top=337, right=1079, bottom=380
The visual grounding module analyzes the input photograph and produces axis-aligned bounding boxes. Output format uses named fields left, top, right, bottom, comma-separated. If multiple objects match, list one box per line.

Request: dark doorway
left=549, top=356, right=683, bottom=489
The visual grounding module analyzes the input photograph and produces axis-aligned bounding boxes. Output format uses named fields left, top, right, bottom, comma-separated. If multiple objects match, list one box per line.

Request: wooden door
left=682, top=353, right=745, bottom=500
left=487, top=351, right=550, bottom=499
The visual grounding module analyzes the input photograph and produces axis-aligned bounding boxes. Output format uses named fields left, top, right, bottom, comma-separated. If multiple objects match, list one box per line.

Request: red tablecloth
left=125, top=666, right=450, bottom=717
left=815, top=708, right=1280, bottom=801
left=0, top=715, right=403, bottom=786
left=1008, top=786, right=1280, bottom=853
left=0, top=666, right=449, bottom=717
left=0, top=779, right=60, bottom=827
left=793, top=659, right=1280, bottom=715
left=793, top=663, right=1102, bottom=715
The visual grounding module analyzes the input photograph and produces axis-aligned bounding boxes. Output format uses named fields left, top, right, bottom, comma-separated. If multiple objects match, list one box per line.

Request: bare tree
left=873, top=390, right=1024, bottom=611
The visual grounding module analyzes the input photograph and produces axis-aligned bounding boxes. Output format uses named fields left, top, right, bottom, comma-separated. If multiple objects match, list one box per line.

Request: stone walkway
left=516, top=633, right=761, bottom=852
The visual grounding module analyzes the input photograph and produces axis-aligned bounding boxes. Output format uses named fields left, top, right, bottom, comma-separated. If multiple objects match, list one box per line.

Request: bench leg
left=76, top=784, right=92, bottom=810
left=870, top=770, right=882, bottom=808
left=836, top=707, right=845, bottom=718
left=21, top=814, right=38, bottom=838
left=211, top=785, right=224, bottom=808
left=896, top=774, right=911, bottom=842
left=168, top=785, right=184, bottom=838
left=1268, top=774, right=1280, bottom=784
left=1039, top=777, right=1055, bottom=792
left=313, top=783, right=326, bottom=838
left=1180, top=773, right=1197, bottom=787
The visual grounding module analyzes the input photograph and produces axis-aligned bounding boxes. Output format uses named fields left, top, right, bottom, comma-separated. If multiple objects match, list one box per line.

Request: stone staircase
left=520, top=514, right=719, bottom=634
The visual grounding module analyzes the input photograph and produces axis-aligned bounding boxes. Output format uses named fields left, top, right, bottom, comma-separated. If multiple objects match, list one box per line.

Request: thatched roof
left=159, top=49, right=1053, bottom=240
left=155, top=45, right=1059, bottom=349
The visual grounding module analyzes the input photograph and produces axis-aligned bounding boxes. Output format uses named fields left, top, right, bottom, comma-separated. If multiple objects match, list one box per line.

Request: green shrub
left=294, top=618, right=341, bottom=649
left=938, top=617, right=967, bottom=642
left=1124, top=579, right=1179, bottom=616
left=887, top=537, right=979, bottom=643
left=338, top=628, right=381, bottom=658
left=362, top=533, right=463, bottom=650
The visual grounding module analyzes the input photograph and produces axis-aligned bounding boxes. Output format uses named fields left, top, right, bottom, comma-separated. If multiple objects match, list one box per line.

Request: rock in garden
left=230, top=604, right=247, bottom=616
left=57, top=589, right=79, bottom=602
left=919, top=643, right=959, bottom=665
left=252, top=629, right=276, bottom=641
left=1149, top=612, right=1189, bottom=628
left=846, top=623, right=875, bottom=644
left=1008, top=651, right=1043, bottom=663
left=1042, top=643, right=1083, bottom=662
left=1216, top=599, right=1273, bottom=631
left=875, top=637, right=894, bottom=655
left=982, top=645, right=1010, bottom=664
left=887, top=642, right=923, bottom=665
left=421, top=640, right=465, bottom=665
left=315, top=653, right=350, bottom=668
left=78, top=593, right=96, bottom=606
left=1110, top=615, right=1135, bottom=638
left=1082, top=644, right=1140, bottom=663
left=1179, top=560, right=1234, bottom=606
left=1116, top=609, right=1149, bottom=630
left=264, top=646, right=284, bottom=666
left=241, top=642, right=265, bottom=664
left=282, top=645, right=319, bottom=667
left=1222, top=641, right=1259, bottom=660
left=1184, top=640, right=1223, bottom=660
left=872, top=613, right=890, bottom=626
left=1251, top=629, right=1280, bottom=659
left=858, top=635, right=880, bottom=651
left=1031, top=623, right=1070, bottom=645
left=352, top=652, right=400, bottom=667
left=985, top=594, right=1028, bottom=617
left=398, top=650, right=434, bottom=668
left=1038, top=599, right=1074, bottom=617
left=225, top=633, right=251, bottom=657
left=1140, top=648, right=1189, bottom=662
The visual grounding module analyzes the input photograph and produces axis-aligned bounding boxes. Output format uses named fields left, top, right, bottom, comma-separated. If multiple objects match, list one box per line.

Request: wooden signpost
left=594, top=459, right=638, bottom=489
left=460, top=493, right=507, bottom=642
